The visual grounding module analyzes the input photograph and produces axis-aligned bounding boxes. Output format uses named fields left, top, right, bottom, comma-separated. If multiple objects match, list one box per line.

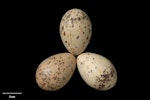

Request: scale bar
left=2, top=92, right=22, bottom=94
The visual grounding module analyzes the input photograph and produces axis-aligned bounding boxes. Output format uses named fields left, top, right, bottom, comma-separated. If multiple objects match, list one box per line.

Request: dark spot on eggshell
left=66, top=14, right=71, bottom=19
left=70, top=17, right=73, bottom=21
left=63, top=32, right=66, bottom=36
left=62, top=68, right=66, bottom=71
left=65, top=41, right=67, bottom=43
left=86, top=36, right=89, bottom=40
left=83, top=41, right=86, bottom=45
left=86, top=17, right=89, bottom=20
left=54, top=62, right=57, bottom=65
left=72, top=24, right=74, bottom=28
left=48, top=77, right=51, bottom=81
left=52, top=76, right=57, bottom=80
left=103, top=69, right=106, bottom=73
left=47, top=61, right=51, bottom=64
left=62, top=18, right=65, bottom=21
left=76, top=36, right=79, bottom=39
left=74, top=18, right=77, bottom=20
left=98, top=84, right=105, bottom=90
left=108, top=85, right=111, bottom=88
left=78, top=17, right=81, bottom=21
left=41, top=83, right=46, bottom=88
left=57, top=78, right=60, bottom=81
left=62, top=26, right=64, bottom=31
left=56, top=71, right=61, bottom=75
left=89, top=29, right=91, bottom=33
left=40, top=72, right=47, bottom=81
left=61, top=62, right=64, bottom=65
left=62, top=77, right=66, bottom=80
left=82, top=16, right=85, bottom=20
left=48, top=86, right=55, bottom=90
left=70, top=48, right=74, bottom=50
left=81, top=11, right=85, bottom=16
left=109, top=68, right=115, bottom=78
left=71, top=20, right=73, bottom=25
left=91, top=70, right=93, bottom=73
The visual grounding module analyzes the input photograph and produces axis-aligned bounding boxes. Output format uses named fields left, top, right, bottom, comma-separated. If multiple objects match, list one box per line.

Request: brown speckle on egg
left=41, top=83, right=46, bottom=88
left=82, top=16, right=85, bottom=20
left=78, top=17, right=81, bottom=21
left=66, top=14, right=71, bottom=19
left=90, top=70, right=93, bottom=73
left=86, top=36, right=89, bottom=40
left=72, top=24, right=74, bottom=28
left=76, top=36, right=79, bottom=39
left=47, top=61, right=51, bottom=64
left=56, top=71, right=61, bottom=75
left=86, top=17, right=89, bottom=20
left=65, top=41, right=67, bottom=43
left=52, top=76, right=57, bottom=80
left=62, top=26, right=64, bottom=31
left=40, top=72, right=47, bottom=81
left=63, top=32, right=66, bottom=36
left=89, top=29, right=91, bottom=33
left=62, top=77, right=66, bottom=80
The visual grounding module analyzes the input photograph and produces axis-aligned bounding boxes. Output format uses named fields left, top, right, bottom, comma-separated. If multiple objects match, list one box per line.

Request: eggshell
left=59, top=8, right=92, bottom=55
left=77, top=52, right=117, bottom=91
left=35, top=53, right=76, bottom=91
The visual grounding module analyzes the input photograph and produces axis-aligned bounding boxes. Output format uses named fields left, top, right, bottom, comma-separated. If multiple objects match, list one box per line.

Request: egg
left=77, top=52, right=117, bottom=91
left=59, top=8, right=92, bottom=56
left=35, top=53, right=76, bottom=91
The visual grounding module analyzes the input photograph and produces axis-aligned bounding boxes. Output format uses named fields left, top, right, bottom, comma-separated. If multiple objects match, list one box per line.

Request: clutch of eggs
left=60, top=8, right=92, bottom=56
left=35, top=8, right=117, bottom=91
left=35, top=53, right=76, bottom=91
left=77, top=52, right=117, bottom=91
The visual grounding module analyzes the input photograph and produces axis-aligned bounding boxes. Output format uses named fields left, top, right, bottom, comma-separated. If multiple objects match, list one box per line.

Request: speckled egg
left=77, top=52, right=117, bottom=91
left=35, top=53, right=76, bottom=91
left=59, top=8, right=92, bottom=56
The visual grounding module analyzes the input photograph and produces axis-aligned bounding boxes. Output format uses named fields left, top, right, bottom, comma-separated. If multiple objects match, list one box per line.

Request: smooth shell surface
left=60, top=8, right=92, bottom=55
left=77, top=52, right=117, bottom=91
left=35, top=53, right=76, bottom=91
